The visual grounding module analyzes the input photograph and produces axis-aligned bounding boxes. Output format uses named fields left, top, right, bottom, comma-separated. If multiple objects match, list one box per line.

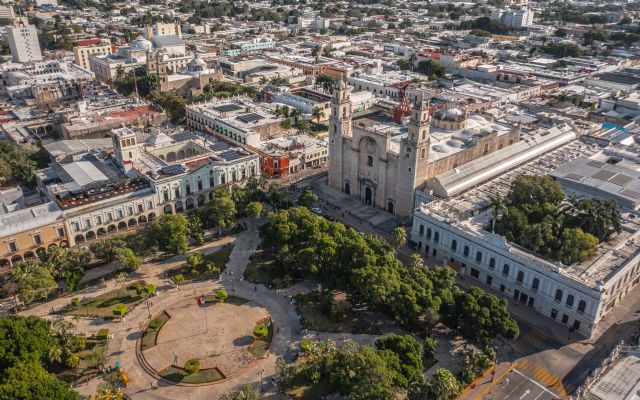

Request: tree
left=148, top=214, right=191, bottom=255
left=208, top=189, right=237, bottom=234
left=215, top=289, right=228, bottom=301
left=554, top=28, right=568, bottom=37
left=489, top=194, right=507, bottom=233
left=290, top=108, right=301, bottom=125
left=220, top=384, right=260, bottom=400
left=116, top=248, right=141, bottom=272
left=311, top=45, right=321, bottom=57
left=311, top=106, right=325, bottom=123
left=266, top=183, right=288, bottom=208
left=173, top=274, right=185, bottom=287
left=246, top=201, right=263, bottom=231
left=408, top=369, right=460, bottom=400
left=10, top=261, right=57, bottom=304
left=90, top=236, right=127, bottom=263
left=91, top=386, right=123, bottom=400
left=415, top=60, right=445, bottom=79
left=0, top=361, right=81, bottom=400
left=297, top=187, right=318, bottom=209
left=112, top=304, right=127, bottom=319
left=392, top=227, right=407, bottom=249
left=186, top=252, right=203, bottom=269
left=376, top=334, right=424, bottom=386
left=315, top=74, right=336, bottom=93
left=148, top=90, right=187, bottom=124
left=445, top=287, right=519, bottom=347
left=558, top=228, right=598, bottom=264
left=0, top=141, right=37, bottom=185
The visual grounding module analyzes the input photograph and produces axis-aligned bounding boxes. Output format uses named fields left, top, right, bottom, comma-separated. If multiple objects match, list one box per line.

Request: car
left=311, top=207, right=323, bottom=215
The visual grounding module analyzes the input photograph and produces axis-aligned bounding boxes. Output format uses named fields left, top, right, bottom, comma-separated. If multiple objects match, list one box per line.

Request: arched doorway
left=107, top=224, right=117, bottom=233
left=128, top=218, right=137, bottom=228
left=11, top=255, right=23, bottom=264
left=175, top=201, right=184, bottom=213
left=75, top=235, right=85, bottom=244
left=344, top=182, right=350, bottom=195
left=148, top=212, right=156, bottom=221
left=138, top=215, right=147, bottom=224
left=186, top=198, right=195, bottom=210
left=0, top=259, right=10, bottom=269
left=197, top=194, right=206, bottom=207
left=24, top=251, right=35, bottom=259
left=97, top=227, right=107, bottom=237
left=364, top=187, right=372, bottom=205
left=118, top=221, right=128, bottom=230
left=86, top=231, right=96, bottom=241
left=387, top=201, right=394, bottom=214
left=36, top=248, right=47, bottom=260
left=163, top=204, right=173, bottom=214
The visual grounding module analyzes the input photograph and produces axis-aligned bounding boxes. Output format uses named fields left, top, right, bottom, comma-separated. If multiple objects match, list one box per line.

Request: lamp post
left=230, top=270, right=235, bottom=291
left=259, top=369, right=264, bottom=392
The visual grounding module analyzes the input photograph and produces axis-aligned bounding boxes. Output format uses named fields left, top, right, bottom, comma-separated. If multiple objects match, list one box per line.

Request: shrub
left=184, top=358, right=201, bottom=374
left=144, top=284, right=156, bottom=295
left=148, top=318, right=163, bottom=330
left=112, top=304, right=127, bottom=318
left=190, top=268, right=200, bottom=276
left=97, top=329, right=109, bottom=341
left=173, top=274, right=185, bottom=285
left=254, top=324, right=268, bottom=338
left=215, top=289, right=228, bottom=301
left=300, top=339, right=313, bottom=354
left=135, top=283, right=143, bottom=295
left=70, top=298, right=80, bottom=307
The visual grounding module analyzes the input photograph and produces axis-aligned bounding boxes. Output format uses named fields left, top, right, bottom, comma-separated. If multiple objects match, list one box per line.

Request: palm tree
left=392, top=227, right=407, bottom=249
left=311, top=107, right=325, bottom=123
left=290, top=108, right=301, bottom=125
left=259, top=76, right=268, bottom=85
left=489, top=194, right=507, bottom=233
left=408, top=53, right=417, bottom=72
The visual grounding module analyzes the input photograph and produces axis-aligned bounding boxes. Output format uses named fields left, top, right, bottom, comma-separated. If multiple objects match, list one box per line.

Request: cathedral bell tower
left=328, top=77, right=352, bottom=192
left=396, top=99, right=431, bottom=216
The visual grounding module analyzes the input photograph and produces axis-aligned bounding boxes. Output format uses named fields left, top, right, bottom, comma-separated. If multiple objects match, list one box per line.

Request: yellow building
left=73, top=40, right=112, bottom=71
left=0, top=202, right=69, bottom=273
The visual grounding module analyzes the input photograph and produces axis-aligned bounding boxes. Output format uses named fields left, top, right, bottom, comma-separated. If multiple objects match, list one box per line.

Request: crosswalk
left=511, top=325, right=555, bottom=356
left=516, top=359, right=574, bottom=398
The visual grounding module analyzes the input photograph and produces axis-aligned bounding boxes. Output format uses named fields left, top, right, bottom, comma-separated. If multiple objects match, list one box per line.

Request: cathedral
left=328, top=80, right=520, bottom=218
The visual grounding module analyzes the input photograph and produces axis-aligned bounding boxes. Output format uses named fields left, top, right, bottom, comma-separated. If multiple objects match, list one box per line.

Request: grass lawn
left=244, top=249, right=293, bottom=289
left=141, top=312, right=170, bottom=351
left=294, top=292, right=381, bottom=334
left=65, top=283, right=149, bottom=318
left=202, top=294, right=248, bottom=306
left=286, top=375, right=334, bottom=400
left=55, top=335, right=108, bottom=384
left=159, top=366, right=224, bottom=384
left=169, top=244, right=234, bottom=282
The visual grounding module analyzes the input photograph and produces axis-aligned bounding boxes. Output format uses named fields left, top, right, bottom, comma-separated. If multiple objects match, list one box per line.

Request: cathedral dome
left=131, top=36, right=153, bottom=52
left=147, top=132, right=173, bottom=147
left=433, top=106, right=465, bottom=122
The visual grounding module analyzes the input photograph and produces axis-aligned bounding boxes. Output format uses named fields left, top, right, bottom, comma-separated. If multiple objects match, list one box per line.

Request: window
left=175, top=188, right=180, bottom=198
left=516, top=271, right=524, bottom=284
left=419, top=225, right=424, bottom=235
left=470, top=268, right=479, bottom=279
left=209, top=176, right=214, bottom=187
left=561, top=314, right=569, bottom=324
left=367, top=155, right=373, bottom=166
left=106, top=212, right=113, bottom=222
left=7, top=241, right=18, bottom=252
left=432, top=248, right=437, bottom=257
left=221, top=174, right=226, bottom=184
left=566, top=294, right=574, bottom=308
left=56, top=227, right=65, bottom=237
left=555, top=289, right=563, bottom=303
left=186, top=183, right=191, bottom=196
left=71, top=222, right=80, bottom=232
left=84, top=218, right=92, bottom=229
left=127, top=206, right=134, bottom=216
left=578, top=300, right=586, bottom=314
left=116, top=209, right=124, bottom=219
left=502, top=264, right=510, bottom=276
left=451, top=240, right=457, bottom=251
left=198, top=180, right=203, bottom=191
left=33, top=234, right=42, bottom=245
left=475, top=251, right=482, bottom=263
left=95, top=215, right=102, bottom=225
left=426, top=228, right=432, bottom=239
left=489, top=258, right=495, bottom=270
left=138, top=204, right=144, bottom=213
left=433, top=232, right=439, bottom=243
left=532, top=278, right=539, bottom=292
left=463, top=246, right=469, bottom=257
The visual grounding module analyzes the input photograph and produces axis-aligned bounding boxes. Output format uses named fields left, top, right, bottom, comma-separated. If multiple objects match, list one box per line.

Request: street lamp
left=230, top=271, right=235, bottom=291
left=259, top=369, right=264, bottom=392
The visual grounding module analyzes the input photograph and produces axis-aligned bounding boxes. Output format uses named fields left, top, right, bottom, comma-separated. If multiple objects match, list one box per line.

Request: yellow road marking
left=472, top=363, right=517, bottom=400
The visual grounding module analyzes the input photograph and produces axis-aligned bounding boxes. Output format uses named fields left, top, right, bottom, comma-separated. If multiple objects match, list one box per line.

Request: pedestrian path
left=516, top=359, right=573, bottom=397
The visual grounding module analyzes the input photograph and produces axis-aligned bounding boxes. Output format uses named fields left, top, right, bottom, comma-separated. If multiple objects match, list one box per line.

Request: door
left=365, top=187, right=372, bottom=204
left=551, top=308, right=558, bottom=320
left=527, top=297, right=535, bottom=308
left=519, top=293, right=528, bottom=304
left=486, top=275, right=493, bottom=286
left=514, top=289, right=520, bottom=300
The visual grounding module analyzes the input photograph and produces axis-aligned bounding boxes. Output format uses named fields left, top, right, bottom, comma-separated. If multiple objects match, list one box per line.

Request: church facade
left=328, top=81, right=520, bottom=218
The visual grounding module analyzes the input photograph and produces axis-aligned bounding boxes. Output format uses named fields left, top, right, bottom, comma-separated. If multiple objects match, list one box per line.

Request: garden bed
left=294, top=291, right=381, bottom=334
left=250, top=318, right=273, bottom=358
left=244, top=249, right=295, bottom=289
left=286, top=375, right=334, bottom=400
left=141, top=312, right=170, bottom=351
left=64, top=282, right=149, bottom=318
left=202, top=294, right=249, bottom=306
left=159, top=365, right=224, bottom=384
left=168, top=245, right=234, bottom=282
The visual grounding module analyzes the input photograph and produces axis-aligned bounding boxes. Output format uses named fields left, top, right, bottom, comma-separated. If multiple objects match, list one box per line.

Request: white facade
left=411, top=206, right=640, bottom=338
left=491, top=7, right=534, bottom=28
left=7, top=24, right=42, bottom=63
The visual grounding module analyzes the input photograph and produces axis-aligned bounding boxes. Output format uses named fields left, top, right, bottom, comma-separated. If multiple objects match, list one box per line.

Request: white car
left=311, top=207, right=323, bottom=215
